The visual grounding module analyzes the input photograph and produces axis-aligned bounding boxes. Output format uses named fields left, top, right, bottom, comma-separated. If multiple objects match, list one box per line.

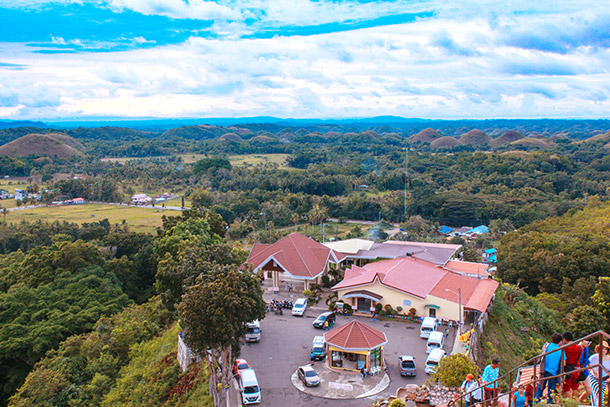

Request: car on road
left=239, top=368, right=261, bottom=404
left=312, top=311, right=335, bottom=328
left=245, top=320, right=261, bottom=343
left=310, top=336, right=326, bottom=361
left=233, top=358, right=251, bottom=378
left=292, top=298, right=308, bottom=316
left=399, top=355, right=417, bottom=377
left=297, top=365, right=320, bottom=387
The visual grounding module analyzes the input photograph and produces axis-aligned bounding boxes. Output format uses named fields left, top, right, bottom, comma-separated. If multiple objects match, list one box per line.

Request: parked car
left=399, top=355, right=417, bottom=377
left=292, top=298, right=308, bottom=316
left=312, top=311, right=336, bottom=328
left=297, top=365, right=320, bottom=387
left=245, top=320, right=261, bottom=343
left=233, top=358, right=251, bottom=378
left=239, top=368, right=261, bottom=404
left=425, top=349, right=446, bottom=374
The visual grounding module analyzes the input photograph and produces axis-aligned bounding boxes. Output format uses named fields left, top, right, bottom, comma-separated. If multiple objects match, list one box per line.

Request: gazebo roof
left=325, top=320, right=387, bottom=351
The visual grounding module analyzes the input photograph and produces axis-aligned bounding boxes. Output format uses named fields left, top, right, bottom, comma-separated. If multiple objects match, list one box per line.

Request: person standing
left=513, top=385, right=527, bottom=407
left=460, top=374, right=478, bottom=407
left=578, top=335, right=592, bottom=403
left=588, top=341, right=610, bottom=407
left=562, top=331, right=582, bottom=398
left=524, top=375, right=535, bottom=407
left=482, top=358, right=500, bottom=407
left=536, top=333, right=565, bottom=404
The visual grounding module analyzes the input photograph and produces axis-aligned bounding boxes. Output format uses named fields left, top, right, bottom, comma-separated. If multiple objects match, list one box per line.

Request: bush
left=321, top=275, right=331, bottom=288
left=303, top=289, right=313, bottom=298
left=431, top=353, right=479, bottom=387
left=375, top=303, right=383, bottom=314
left=389, top=399, right=406, bottom=407
left=408, top=308, right=417, bottom=318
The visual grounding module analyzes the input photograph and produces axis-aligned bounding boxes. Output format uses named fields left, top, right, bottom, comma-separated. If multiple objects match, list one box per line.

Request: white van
left=245, top=320, right=261, bottom=343
left=426, top=331, right=444, bottom=353
left=239, top=369, right=261, bottom=404
left=425, top=348, right=446, bottom=374
left=310, top=336, right=326, bottom=361
left=292, top=298, right=307, bottom=316
left=420, top=317, right=437, bottom=338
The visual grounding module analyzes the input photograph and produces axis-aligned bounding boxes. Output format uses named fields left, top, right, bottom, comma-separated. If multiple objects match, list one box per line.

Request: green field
left=6, top=204, right=181, bottom=234
left=101, top=153, right=290, bottom=167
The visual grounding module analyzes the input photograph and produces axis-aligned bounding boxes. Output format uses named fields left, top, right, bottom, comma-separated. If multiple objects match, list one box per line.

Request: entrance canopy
left=341, top=290, right=383, bottom=302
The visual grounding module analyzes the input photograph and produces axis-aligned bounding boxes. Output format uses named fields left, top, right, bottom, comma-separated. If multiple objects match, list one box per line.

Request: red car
left=233, top=358, right=251, bottom=378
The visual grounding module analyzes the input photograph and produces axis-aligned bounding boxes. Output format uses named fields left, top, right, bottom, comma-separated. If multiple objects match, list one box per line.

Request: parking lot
left=231, top=301, right=456, bottom=406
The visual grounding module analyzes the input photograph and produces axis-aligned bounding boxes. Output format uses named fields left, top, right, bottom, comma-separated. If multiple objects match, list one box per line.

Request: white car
left=292, top=298, right=307, bottom=316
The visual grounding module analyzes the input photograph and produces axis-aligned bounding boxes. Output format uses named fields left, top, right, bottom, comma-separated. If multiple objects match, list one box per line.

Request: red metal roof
left=429, top=273, right=499, bottom=313
left=332, top=256, right=499, bottom=312
left=332, top=256, right=447, bottom=299
left=245, top=233, right=337, bottom=279
left=325, top=320, right=387, bottom=351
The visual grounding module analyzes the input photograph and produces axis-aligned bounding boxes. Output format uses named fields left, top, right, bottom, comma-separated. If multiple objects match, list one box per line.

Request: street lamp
left=445, top=288, right=462, bottom=332
left=259, top=212, right=267, bottom=231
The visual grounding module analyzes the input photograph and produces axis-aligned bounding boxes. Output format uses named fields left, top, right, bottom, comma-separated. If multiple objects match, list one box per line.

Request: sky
left=0, top=0, right=609, bottom=121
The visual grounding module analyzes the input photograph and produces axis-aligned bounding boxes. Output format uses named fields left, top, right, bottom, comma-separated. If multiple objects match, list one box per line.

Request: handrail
left=454, top=331, right=610, bottom=407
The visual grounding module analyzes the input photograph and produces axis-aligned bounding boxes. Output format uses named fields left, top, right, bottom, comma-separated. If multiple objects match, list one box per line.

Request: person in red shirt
left=562, top=331, right=582, bottom=398
left=525, top=375, right=535, bottom=407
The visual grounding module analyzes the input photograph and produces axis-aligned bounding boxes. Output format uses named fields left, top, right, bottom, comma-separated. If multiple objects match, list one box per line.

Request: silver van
left=245, top=320, right=261, bottom=343
left=239, top=369, right=261, bottom=404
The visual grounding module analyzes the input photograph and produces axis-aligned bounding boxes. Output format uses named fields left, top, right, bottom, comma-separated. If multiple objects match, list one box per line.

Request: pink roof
left=333, top=256, right=447, bottom=299
left=333, top=256, right=498, bottom=312
left=325, top=320, right=387, bottom=351
left=246, top=233, right=336, bottom=279
left=429, top=273, right=499, bottom=313
left=444, top=260, right=490, bottom=278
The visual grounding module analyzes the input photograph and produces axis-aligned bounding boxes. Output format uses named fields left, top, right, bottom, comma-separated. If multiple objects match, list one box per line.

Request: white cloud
left=3, top=0, right=610, bottom=119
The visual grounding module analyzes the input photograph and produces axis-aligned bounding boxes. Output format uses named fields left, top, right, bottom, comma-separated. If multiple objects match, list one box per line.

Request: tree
left=568, top=305, right=606, bottom=337
left=180, top=265, right=265, bottom=407
left=431, top=353, right=479, bottom=387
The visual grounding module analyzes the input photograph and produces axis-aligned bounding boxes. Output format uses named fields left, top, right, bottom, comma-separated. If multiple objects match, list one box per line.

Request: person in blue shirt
left=536, top=333, right=565, bottom=404
left=513, top=384, right=527, bottom=407
left=482, top=358, right=500, bottom=407
left=578, top=335, right=592, bottom=403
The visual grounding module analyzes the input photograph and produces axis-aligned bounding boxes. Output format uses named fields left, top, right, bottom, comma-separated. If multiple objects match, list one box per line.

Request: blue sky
left=0, top=0, right=609, bottom=120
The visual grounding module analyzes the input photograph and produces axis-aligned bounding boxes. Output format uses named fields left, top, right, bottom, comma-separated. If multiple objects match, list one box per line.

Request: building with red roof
left=245, top=232, right=345, bottom=290
left=324, top=320, right=387, bottom=373
left=332, top=255, right=498, bottom=327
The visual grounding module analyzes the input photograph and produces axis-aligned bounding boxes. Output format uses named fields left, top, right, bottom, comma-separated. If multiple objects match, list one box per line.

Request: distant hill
left=0, top=120, right=47, bottom=129
left=582, top=130, right=610, bottom=145
left=495, top=130, right=525, bottom=146
left=510, top=137, right=553, bottom=149
left=0, top=133, right=84, bottom=158
left=430, top=136, right=460, bottom=149
left=411, top=128, right=441, bottom=143
left=219, top=133, right=244, bottom=142
left=161, top=125, right=225, bottom=140
left=459, top=129, right=492, bottom=146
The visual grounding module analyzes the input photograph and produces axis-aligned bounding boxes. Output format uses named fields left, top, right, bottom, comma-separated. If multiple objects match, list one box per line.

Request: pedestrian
left=587, top=341, right=610, bottom=407
left=536, top=332, right=565, bottom=404
left=360, top=366, right=366, bottom=378
left=324, top=320, right=329, bottom=331
left=445, top=328, right=449, bottom=339
left=482, top=358, right=500, bottom=407
left=513, top=385, right=527, bottom=407
left=524, top=375, right=535, bottom=407
left=562, top=331, right=582, bottom=398
left=460, top=373, right=478, bottom=407
left=289, top=283, right=293, bottom=292
left=473, top=378, right=483, bottom=406
left=578, top=335, right=592, bottom=403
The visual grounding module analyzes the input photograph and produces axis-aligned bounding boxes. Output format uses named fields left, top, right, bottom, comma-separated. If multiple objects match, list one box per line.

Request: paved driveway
left=232, top=305, right=456, bottom=406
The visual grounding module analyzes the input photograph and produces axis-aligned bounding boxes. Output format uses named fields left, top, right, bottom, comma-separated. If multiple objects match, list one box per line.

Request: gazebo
left=324, top=320, right=387, bottom=374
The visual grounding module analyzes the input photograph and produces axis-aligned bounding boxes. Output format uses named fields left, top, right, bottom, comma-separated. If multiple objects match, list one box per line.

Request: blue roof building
left=439, top=226, right=454, bottom=234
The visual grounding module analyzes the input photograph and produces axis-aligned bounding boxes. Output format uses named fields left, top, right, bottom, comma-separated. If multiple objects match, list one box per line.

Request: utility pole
left=322, top=223, right=325, bottom=242
left=404, top=148, right=408, bottom=222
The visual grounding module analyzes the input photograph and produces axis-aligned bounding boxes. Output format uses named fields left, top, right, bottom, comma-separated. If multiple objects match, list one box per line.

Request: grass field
left=101, top=153, right=290, bottom=167
left=6, top=204, right=181, bottom=234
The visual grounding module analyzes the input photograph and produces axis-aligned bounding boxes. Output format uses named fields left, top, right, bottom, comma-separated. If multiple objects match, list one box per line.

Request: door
left=429, top=308, right=437, bottom=318
left=357, top=298, right=371, bottom=312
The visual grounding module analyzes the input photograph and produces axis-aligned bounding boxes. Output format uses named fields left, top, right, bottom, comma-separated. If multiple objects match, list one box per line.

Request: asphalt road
left=232, top=306, right=455, bottom=407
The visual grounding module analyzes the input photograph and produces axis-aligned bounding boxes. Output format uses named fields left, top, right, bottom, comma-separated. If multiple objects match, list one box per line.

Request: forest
left=1, top=119, right=610, bottom=405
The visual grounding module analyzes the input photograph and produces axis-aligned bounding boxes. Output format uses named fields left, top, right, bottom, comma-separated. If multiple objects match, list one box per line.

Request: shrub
left=321, top=275, right=331, bottom=288
left=375, top=303, right=383, bottom=314
left=408, top=308, right=417, bottom=318
left=431, top=353, right=479, bottom=387
left=303, top=289, right=313, bottom=298
left=389, top=399, right=406, bottom=407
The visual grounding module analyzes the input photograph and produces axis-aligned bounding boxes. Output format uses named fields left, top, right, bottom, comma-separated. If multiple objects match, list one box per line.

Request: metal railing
left=454, top=331, right=610, bottom=407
